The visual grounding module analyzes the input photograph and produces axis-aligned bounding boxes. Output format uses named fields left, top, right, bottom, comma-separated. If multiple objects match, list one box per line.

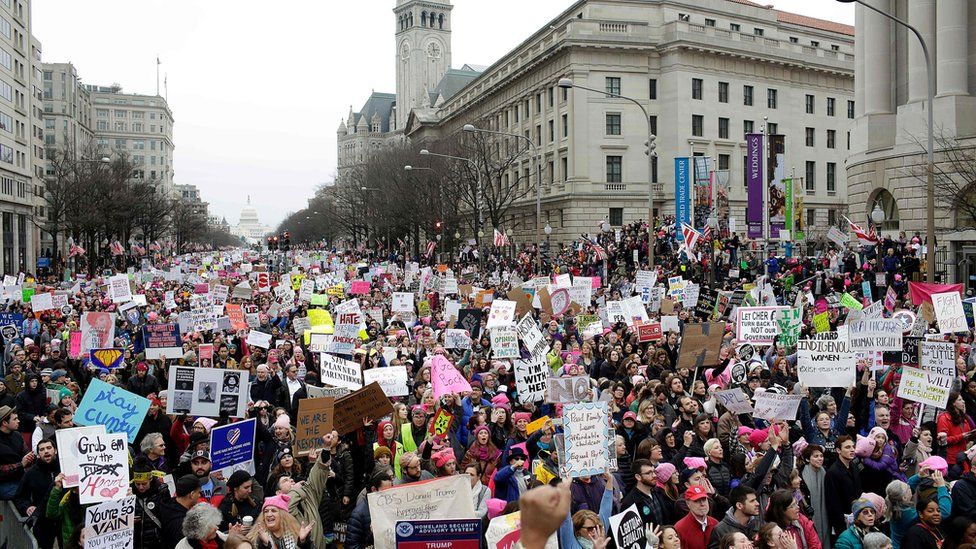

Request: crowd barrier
left=0, top=500, right=39, bottom=548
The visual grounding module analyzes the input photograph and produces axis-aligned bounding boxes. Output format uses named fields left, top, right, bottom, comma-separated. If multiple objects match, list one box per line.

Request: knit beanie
left=851, top=497, right=876, bottom=519
left=854, top=435, right=876, bottom=458
left=263, top=493, right=291, bottom=512
left=193, top=417, right=217, bottom=434
left=655, top=463, right=677, bottom=486
left=273, top=414, right=290, bottom=431
left=748, top=428, right=769, bottom=449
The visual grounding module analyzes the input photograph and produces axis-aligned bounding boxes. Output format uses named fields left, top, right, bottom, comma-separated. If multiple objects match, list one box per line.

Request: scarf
left=472, top=441, right=500, bottom=462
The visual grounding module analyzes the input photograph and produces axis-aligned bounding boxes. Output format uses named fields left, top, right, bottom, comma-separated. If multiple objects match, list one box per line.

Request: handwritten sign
left=332, top=382, right=395, bottom=435
left=210, top=418, right=256, bottom=470
left=443, top=329, right=471, bottom=350
left=513, top=356, right=548, bottom=404
left=75, top=379, right=150, bottom=444
left=934, top=291, right=967, bottom=334
left=840, top=292, right=863, bottom=311
left=73, top=431, right=129, bottom=504
left=363, top=366, right=409, bottom=397
left=83, top=496, right=135, bottom=549
left=796, top=339, right=856, bottom=387
left=294, top=397, right=334, bottom=456
left=486, top=300, right=516, bottom=329
left=714, top=388, right=754, bottom=414
left=899, top=366, right=952, bottom=408
left=57, top=425, right=106, bottom=488
left=367, top=475, right=475, bottom=549
left=490, top=326, right=519, bottom=359
left=430, top=355, right=472, bottom=398
left=752, top=393, right=803, bottom=421
left=847, top=318, right=902, bottom=352
left=142, top=324, right=182, bottom=360
left=319, top=353, right=363, bottom=391
left=736, top=307, right=788, bottom=344
left=108, top=275, right=132, bottom=304
left=545, top=376, right=590, bottom=404
left=919, top=340, right=956, bottom=377
left=562, top=401, right=610, bottom=477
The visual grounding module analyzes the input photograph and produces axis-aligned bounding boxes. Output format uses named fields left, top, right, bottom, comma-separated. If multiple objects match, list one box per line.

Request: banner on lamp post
left=674, top=157, right=692, bottom=229
left=746, top=133, right=764, bottom=239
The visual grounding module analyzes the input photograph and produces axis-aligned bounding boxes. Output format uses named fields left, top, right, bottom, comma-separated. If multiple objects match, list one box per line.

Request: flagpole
left=762, top=117, right=770, bottom=278
left=156, top=56, right=160, bottom=96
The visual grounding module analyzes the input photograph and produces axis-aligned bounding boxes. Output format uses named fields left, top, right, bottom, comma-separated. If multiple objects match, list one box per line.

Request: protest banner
left=83, top=496, right=135, bottom=549
left=328, top=311, right=361, bottom=355
left=142, top=323, right=181, bottom=360
left=245, top=330, right=272, bottom=349
left=676, top=322, right=727, bottom=369
left=753, top=393, right=803, bottom=421
left=80, top=312, right=117, bottom=357
left=490, top=326, right=519, bottom=359
left=899, top=366, right=953, bottom=408
left=934, top=291, right=967, bottom=334
left=57, top=425, right=106, bottom=487
left=431, top=354, right=472, bottom=398
left=88, top=348, right=124, bottom=370
left=165, top=366, right=250, bottom=418
left=545, top=376, right=590, bottom=403
left=367, top=475, right=475, bottom=549
left=333, top=382, right=395, bottom=435
left=443, top=329, right=471, bottom=350
left=636, top=322, right=662, bottom=343
left=363, top=366, right=409, bottom=397
left=776, top=308, right=802, bottom=348
left=71, top=431, right=129, bottom=504
left=319, top=353, right=363, bottom=391
left=455, top=309, right=482, bottom=340
left=515, top=313, right=546, bottom=355
left=736, top=307, right=788, bottom=344
left=513, top=356, right=548, bottom=404
left=486, top=300, right=517, bottom=329
left=308, top=333, right=332, bottom=353
left=919, top=340, right=956, bottom=377
left=395, top=519, right=481, bottom=549
left=883, top=336, right=921, bottom=369
left=609, top=504, right=647, bottom=549
left=225, top=304, right=247, bottom=332
left=428, top=408, right=454, bottom=439
left=294, top=397, right=335, bottom=456
left=847, top=318, right=903, bottom=352
left=840, top=292, right=863, bottom=310
left=713, top=388, right=754, bottom=414
left=562, top=401, right=610, bottom=477
left=350, top=280, right=370, bottom=295
left=209, top=418, right=256, bottom=470
left=796, top=338, right=856, bottom=387
left=75, top=379, right=150, bottom=443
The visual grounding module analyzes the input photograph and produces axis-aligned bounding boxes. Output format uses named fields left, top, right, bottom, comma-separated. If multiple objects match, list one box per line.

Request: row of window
left=682, top=13, right=843, bottom=51
left=691, top=78, right=854, bottom=117
left=95, top=119, right=166, bottom=134
left=95, top=108, right=162, bottom=121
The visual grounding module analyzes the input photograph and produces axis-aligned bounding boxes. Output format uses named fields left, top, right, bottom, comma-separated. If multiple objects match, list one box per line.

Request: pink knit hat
left=193, top=417, right=217, bottom=433
left=432, top=448, right=456, bottom=468
left=854, top=435, right=876, bottom=458
left=655, top=462, right=677, bottom=486
left=487, top=498, right=507, bottom=519
left=683, top=457, right=707, bottom=470
left=859, top=492, right=886, bottom=518
left=737, top=426, right=754, bottom=438
left=263, top=493, right=291, bottom=512
left=512, top=412, right=531, bottom=424
left=748, top=428, right=769, bottom=449
left=868, top=426, right=887, bottom=443
left=273, top=414, right=291, bottom=431
left=919, top=456, right=949, bottom=475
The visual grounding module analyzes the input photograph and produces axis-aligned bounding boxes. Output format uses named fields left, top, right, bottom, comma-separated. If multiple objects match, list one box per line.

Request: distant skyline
left=32, top=0, right=853, bottom=228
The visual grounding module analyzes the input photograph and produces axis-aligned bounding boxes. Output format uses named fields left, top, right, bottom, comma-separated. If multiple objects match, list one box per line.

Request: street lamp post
left=558, top=78, right=658, bottom=268
left=418, top=150, right=484, bottom=270
left=837, top=0, right=935, bottom=282
left=462, top=123, right=544, bottom=272
left=600, top=218, right=611, bottom=285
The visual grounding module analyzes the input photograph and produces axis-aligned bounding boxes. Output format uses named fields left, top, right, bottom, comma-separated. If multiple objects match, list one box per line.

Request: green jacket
left=287, top=450, right=332, bottom=549
left=45, top=486, right=80, bottom=549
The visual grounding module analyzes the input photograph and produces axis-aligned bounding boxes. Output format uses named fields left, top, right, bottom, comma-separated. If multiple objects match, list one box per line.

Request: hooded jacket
left=708, top=507, right=762, bottom=549
left=14, top=373, right=45, bottom=434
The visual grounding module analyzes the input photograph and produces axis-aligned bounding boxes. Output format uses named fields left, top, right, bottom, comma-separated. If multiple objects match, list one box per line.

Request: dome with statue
left=231, top=196, right=273, bottom=242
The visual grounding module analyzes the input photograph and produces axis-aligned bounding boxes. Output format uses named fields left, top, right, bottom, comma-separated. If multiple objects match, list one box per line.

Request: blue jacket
left=345, top=498, right=372, bottom=549
left=493, top=464, right=526, bottom=503
left=557, top=486, right=613, bottom=549
left=799, top=395, right=850, bottom=449
left=459, top=396, right=491, bottom=446
left=889, top=476, right=951, bottom=549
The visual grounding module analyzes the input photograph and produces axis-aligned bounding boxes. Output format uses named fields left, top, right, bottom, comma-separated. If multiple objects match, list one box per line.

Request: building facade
left=231, top=197, right=272, bottom=243
left=846, top=0, right=976, bottom=284
left=395, top=0, right=855, bottom=248
left=174, top=183, right=208, bottom=218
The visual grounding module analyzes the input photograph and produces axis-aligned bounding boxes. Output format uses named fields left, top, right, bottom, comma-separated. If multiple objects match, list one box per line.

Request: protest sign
left=88, top=348, right=124, bottom=370
left=142, top=323, right=181, bottom=360
left=368, top=475, right=475, bottom=549
left=676, top=322, right=726, bottom=369
left=513, top=356, right=548, bottom=404
left=899, top=366, right=952, bottom=408
left=515, top=312, right=546, bottom=356
left=545, top=376, right=590, bottom=403
left=363, top=366, right=409, bottom=397
left=813, top=312, right=830, bottom=333
left=30, top=292, right=53, bottom=312
left=83, top=496, right=135, bottom=549
left=165, top=366, right=249, bottom=418
left=443, top=329, right=471, bottom=350
left=75, top=379, right=150, bottom=443
left=430, top=354, right=472, bottom=398
left=395, top=519, right=481, bottom=549
left=294, top=397, right=335, bottom=456
left=714, top=388, right=754, bottom=414
left=455, top=309, right=482, bottom=340
left=428, top=408, right=454, bottom=439
left=609, top=504, right=647, bottom=549
left=736, top=307, right=788, bottom=344
left=308, top=333, right=332, bottom=353
left=919, top=340, right=956, bottom=377
left=209, top=418, right=256, bottom=470
left=108, top=274, right=132, bottom=303
left=333, top=382, right=395, bottom=435
left=328, top=311, right=361, bottom=355
left=319, top=353, right=363, bottom=391
left=72, top=431, right=129, bottom=504
left=776, top=308, right=802, bottom=348
left=562, top=401, right=610, bottom=477
left=753, top=393, right=803, bottom=421
left=80, top=312, right=117, bottom=357
left=934, top=291, right=967, bottom=334
left=490, top=326, right=519, bottom=359
left=840, top=292, right=863, bottom=310
left=57, top=425, right=106, bottom=487
left=485, top=512, right=558, bottom=549
left=636, top=321, right=662, bottom=343
left=847, top=318, right=903, bottom=352
left=350, top=280, right=370, bottom=295
left=486, top=300, right=516, bottom=329
left=796, top=338, right=856, bottom=387
left=245, top=330, right=272, bottom=349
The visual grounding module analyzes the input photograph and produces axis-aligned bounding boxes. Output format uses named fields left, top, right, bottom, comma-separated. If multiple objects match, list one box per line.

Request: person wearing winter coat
left=492, top=447, right=529, bottom=503
left=345, top=472, right=393, bottom=549
left=825, top=436, right=863, bottom=539
left=936, top=392, right=975, bottom=466
left=950, top=453, right=976, bottom=520
left=616, top=411, right=648, bottom=457
left=799, top=389, right=851, bottom=465
left=465, top=462, right=491, bottom=519
left=708, top=486, right=762, bottom=549
left=318, top=440, right=355, bottom=536
left=15, top=373, right=46, bottom=437
left=835, top=498, right=881, bottom=549
left=275, top=433, right=335, bottom=549
left=885, top=470, right=952, bottom=549
left=460, top=425, right=500, bottom=486
left=249, top=365, right=282, bottom=408
left=799, top=444, right=830, bottom=549
left=13, top=438, right=59, bottom=549
left=764, top=489, right=822, bottom=549
left=705, top=438, right=733, bottom=497
left=126, top=362, right=160, bottom=397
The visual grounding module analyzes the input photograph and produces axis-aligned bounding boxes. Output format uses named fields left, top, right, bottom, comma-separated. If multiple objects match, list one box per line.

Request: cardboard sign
left=332, top=382, right=395, bottom=435
left=934, top=291, right=967, bottom=334
left=714, top=388, right=754, bottom=414
left=609, top=503, right=647, bottom=549
left=428, top=408, right=454, bottom=438
left=165, top=366, right=250, bottom=418
left=736, top=307, right=788, bottom=344
left=752, top=393, right=803, bottom=421
left=57, top=425, right=106, bottom=488
left=676, top=322, right=727, bottom=369
left=513, top=356, right=548, bottom=404
left=142, top=324, right=182, bottom=360
left=83, top=496, right=135, bottom=549
left=796, top=339, right=856, bottom=387
left=319, top=353, right=363, bottom=391
left=363, top=366, right=409, bottom=397
left=430, top=355, right=471, bottom=398
left=294, top=397, right=335, bottom=456
left=545, top=376, right=590, bottom=403
left=562, top=401, right=610, bottom=477
left=490, top=326, right=519, bottom=359
left=75, top=379, right=150, bottom=443
left=899, top=366, right=952, bottom=408
left=210, top=418, right=256, bottom=470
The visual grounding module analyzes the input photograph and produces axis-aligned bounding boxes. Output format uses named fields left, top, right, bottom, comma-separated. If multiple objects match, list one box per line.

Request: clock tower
left=393, top=0, right=452, bottom=130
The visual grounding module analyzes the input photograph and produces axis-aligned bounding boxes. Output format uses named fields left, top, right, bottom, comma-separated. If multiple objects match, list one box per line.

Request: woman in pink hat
left=249, top=494, right=315, bottom=549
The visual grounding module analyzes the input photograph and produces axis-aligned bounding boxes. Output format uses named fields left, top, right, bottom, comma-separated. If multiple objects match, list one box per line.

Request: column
left=936, top=0, right=968, bottom=96
left=863, top=0, right=892, bottom=114
left=854, top=3, right=865, bottom=111
left=907, top=0, right=936, bottom=103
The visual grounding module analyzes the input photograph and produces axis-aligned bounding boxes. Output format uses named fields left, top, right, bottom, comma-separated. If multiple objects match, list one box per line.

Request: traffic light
left=435, top=221, right=443, bottom=231
left=644, top=134, right=658, bottom=157
left=282, top=231, right=291, bottom=251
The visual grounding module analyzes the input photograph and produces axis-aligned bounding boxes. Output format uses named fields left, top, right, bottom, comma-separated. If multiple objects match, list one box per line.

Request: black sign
left=456, top=309, right=483, bottom=340
left=694, top=289, right=717, bottom=321
left=883, top=336, right=920, bottom=369
left=612, top=506, right=648, bottom=549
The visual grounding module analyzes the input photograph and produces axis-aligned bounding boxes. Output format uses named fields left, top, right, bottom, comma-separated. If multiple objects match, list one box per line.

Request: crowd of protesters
left=0, top=218, right=970, bottom=549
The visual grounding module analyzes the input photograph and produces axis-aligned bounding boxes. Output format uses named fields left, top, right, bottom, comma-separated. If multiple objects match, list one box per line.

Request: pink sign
left=194, top=283, right=210, bottom=294
left=350, top=280, right=370, bottom=295
left=430, top=354, right=472, bottom=398
left=69, top=331, right=82, bottom=359
left=590, top=277, right=601, bottom=290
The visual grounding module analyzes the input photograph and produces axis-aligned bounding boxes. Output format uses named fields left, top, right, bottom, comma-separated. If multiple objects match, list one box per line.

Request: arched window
left=869, top=188, right=900, bottom=232
left=439, top=14, right=444, bottom=29
left=408, top=13, right=413, bottom=27
left=430, top=12, right=436, bottom=27
left=398, top=16, right=403, bottom=30
left=421, top=11, right=427, bottom=27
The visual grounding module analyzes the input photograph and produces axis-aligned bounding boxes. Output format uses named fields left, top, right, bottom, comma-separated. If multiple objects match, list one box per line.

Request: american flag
left=110, top=241, right=124, bottom=256
left=844, top=216, right=879, bottom=246
left=493, top=229, right=508, bottom=247
left=702, top=225, right=712, bottom=244
left=585, top=238, right=607, bottom=261
left=424, top=240, right=437, bottom=258
left=680, top=223, right=703, bottom=262
left=148, top=241, right=161, bottom=252
left=67, top=237, right=85, bottom=258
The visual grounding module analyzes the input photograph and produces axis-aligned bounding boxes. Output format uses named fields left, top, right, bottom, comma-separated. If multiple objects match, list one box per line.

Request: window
left=561, top=113, right=568, bottom=137
left=810, top=40, right=819, bottom=48
left=536, top=93, right=541, bottom=112
left=692, top=115, right=704, bottom=137
left=730, top=23, right=740, bottom=31
left=606, top=156, right=622, bottom=183
left=513, top=105, right=519, bottom=123
left=705, top=18, right=716, bottom=27
left=827, top=162, right=836, bottom=193
left=718, top=117, right=729, bottom=139
left=649, top=79, right=657, bottom=100
left=96, top=108, right=108, bottom=117
left=718, top=82, right=729, bottom=103
left=692, top=78, right=703, bottom=100
left=0, top=144, right=11, bottom=164
left=828, top=210, right=837, bottom=226
left=651, top=156, right=658, bottom=181
left=115, top=121, right=126, bottom=131
left=744, top=120, right=754, bottom=135
left=754, top=28, right=764, bottom=36
left=789, top=36, right=799, bottom=43
left=561, top=157, right=568, bottom=181
left=827, top=129, right=836, bottom=149
left=767, top=122, right=777, bottom=134
left=535, top=124, right=541, bottom=146
left=827, top=97, right=836, bottom=116
left=43, top=118, right=53, bottom=130
left=133, top=140, right=145, bottom=150
left=548, top=87, right=554, bottom=108
left=548, top=119, right=554, bottom=142
left=649, top=116, right=657, bottom=135
left=767, top=88, right=777, bottom=109
left=805, top=127, right=815, bottom=147
left=133, top=123, right=143, bottom=132
left=605, top=113, right=621, bottom=135
left=805, top=94, right=814, bottom=114
left=718, top=154, right=730, bottom=170
left=114, top=109, right=126, bottom=118
left=0, top=18, right=9, bottom=40
left=742, top=156, right=748, bottom=187
left=96, top=120, right=108, bottom=131
left=847, top=131, right=851, bottom=150
left=807, top=209, right=816, bottom=227
left=0, top=111, right=11, bottom=133
left=0, top=79, right=10, bottom=102
left=133, top=111, right=144, bottom=119
left=847, top=100, right=855, bottom=119
left=605, top=77, right=621, bottom=96
left=805, top=161, right=816, bottom=192
left=743, top=85, right=753, bottom=106
left=678, top=13, right=690, bottom=22
left=609, top=208, right=624, bottom=226
left=831, top=44, right=840, bottom=51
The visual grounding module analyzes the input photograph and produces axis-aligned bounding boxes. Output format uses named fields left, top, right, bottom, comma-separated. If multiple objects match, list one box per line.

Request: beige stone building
left=845, top=0, right=976, bottom=284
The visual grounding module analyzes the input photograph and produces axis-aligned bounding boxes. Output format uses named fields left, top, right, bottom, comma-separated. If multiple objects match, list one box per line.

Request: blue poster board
left=395, top=519, right=481, bottom=549
left=210, top=418, right=256, bottom=470
left=75, top=378, right=151, bottom=443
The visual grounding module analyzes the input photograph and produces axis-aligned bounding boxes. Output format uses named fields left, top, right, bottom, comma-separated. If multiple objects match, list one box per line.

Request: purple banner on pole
left=767, top=134, right=786, bottom=239
left=746, top=133, right=764, bottom=239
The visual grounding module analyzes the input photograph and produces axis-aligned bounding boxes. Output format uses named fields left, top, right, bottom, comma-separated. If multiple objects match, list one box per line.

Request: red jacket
left=937, top=411, right=974, bottom=465
left=674, top=512, right=718, bottom=549
left=784, top=514, right=823, bottom=549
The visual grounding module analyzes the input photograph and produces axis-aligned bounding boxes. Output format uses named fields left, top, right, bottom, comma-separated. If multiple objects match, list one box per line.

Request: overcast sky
left=32, top=0, right=853, bottom=228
